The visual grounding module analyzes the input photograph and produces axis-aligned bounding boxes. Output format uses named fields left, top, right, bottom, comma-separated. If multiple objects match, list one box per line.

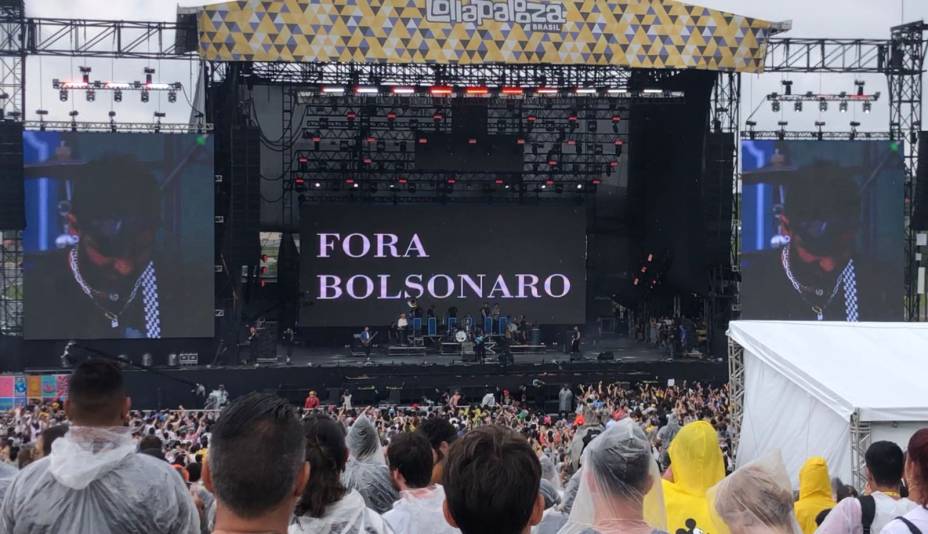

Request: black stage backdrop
left=300, top=204, right=587, bottom=327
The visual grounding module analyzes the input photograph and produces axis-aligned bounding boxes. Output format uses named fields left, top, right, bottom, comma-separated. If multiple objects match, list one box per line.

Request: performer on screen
left=742, top=162, right=897, bottom=321
left=26, top=155, right=180, bottom=339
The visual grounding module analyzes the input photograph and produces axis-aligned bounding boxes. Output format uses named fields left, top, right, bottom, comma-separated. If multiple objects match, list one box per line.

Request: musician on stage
left=282, top=326, right=295, bottom=365
left=395, top=313, right=409, bottom=345
left=359, top=326, right=373, bottom=357
left=570, top=325, right=582, bottom=355
left=242, top=324, right=258, bottom=365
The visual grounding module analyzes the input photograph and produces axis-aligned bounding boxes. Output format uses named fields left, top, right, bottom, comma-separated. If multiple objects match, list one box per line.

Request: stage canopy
left=195, top=0, right=783, bottom=72
left=728, top=321, right=928, bottom=488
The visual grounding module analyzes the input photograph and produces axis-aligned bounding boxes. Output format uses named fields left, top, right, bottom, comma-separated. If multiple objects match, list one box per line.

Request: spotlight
left=144, top=66, right=155, bottom=84
left=771, top=100, right=781, bottom=112
left=815, top=121, right=825, bottom=141
left=79, top=65, right=91, bottom=84
left=69, top=110, right=79, bottom=132
left=782, top=80, right=793, bottom=96
left=863, top=101, right=872, bottom=113
left=745, top=120, right=757, bottom=140
left=86, top=89, right=95, bottom=102
left=141, top=91, right=149, bottom=103
left=839, top=101, right=848, bottom=113
left=855, top=80, right=865, bottom=97
left=167, top=90, right=177, bottom=103
left=819, top=99, right=828, bottom=112
left=794, top=101, right=802, bottom=112
left=114, top=89, right=122, bottom=102
left=59, top=89, right=68, bottom=102
left=850, top=121, right=860, bottom=140
left=108, top=110, right=117, bottom=132
left=777, top=120, right=787, bottom=141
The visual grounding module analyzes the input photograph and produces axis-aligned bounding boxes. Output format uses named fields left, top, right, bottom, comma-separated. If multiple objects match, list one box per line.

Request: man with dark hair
left=442, top=425, right=543, bottom=534
left=817, top=441, right=915, bottom=534
left=34, top=423, right=68, bottom=458
left=25, top=153, right=189, bottom=339
left=417, top=417, right=458, bottom=485
left=203, top=392, right=309, bottom=534
left=0, top=359, right=199, bottom=533
left=384, top=432, right=458, bottom=534
left=741, top=161, right=899, bottom=321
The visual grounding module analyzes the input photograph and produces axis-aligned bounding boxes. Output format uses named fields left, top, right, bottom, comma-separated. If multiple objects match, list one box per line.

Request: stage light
left=59, top=89, right=68, bottom=102
left=501, top=87, right=523, bottom=96
left=863, top=101, right=872, bottom=113
left=576, top=183, right=583, bottom=190
left=108, top=110, right=116, bottom=132
left=313, top=181, right=322, bottom=189
left=771, top=100, right=780, bottom=112
left=591, top=178, right=602, bottom=186
left=69, top=110, right=79, bottom=132
left=794, top=101, right=802, bottom=112
left=819, top=99, right=828, bottom=112
left=432, top=111, right=444, bottom=123
left=777, top=120, right=788, bottom=141
left=746, top=120, right=756, bottom=140
left=782, top=80, right=793, bottom=96
left=141, top=90, right=149, bottom=103
left=298, top=155, right=309, bottom=171
left=839, top=101, right=848, bottom=112
left=392, top=87, right=415, bottom=95
left=294, top=176, right=307, bottom=191
left=815, top=121, right=825, bottom=141
left=465, top=86, right=489, bottom=96
left=574, top=88, right=597, bottom=95
left=855, top=80, right=865, bottom=97
left=85, top=88, right=95, bottom=102
left=113, top=89, right=122, bottom=102
left=79, top=65, right=91, bottom=84
left=430, top=86, right=453, bottom=96
left=607, top=88, right=630, bottom=97
left=355, top=86, right=379, bottom=95
left=536, top=87, right=558, bottom=96
left=167, top=90, right=177, bottom=103
left=321, top=86, right=345, bottom=94
left=642, top=88, right=663, bottom=95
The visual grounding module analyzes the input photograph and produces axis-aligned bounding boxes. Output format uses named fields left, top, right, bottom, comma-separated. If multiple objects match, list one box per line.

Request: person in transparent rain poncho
left=709, top=452, right=802, bottom=534
left=290, top=415, right=391, bottom=534
left=557, top=418, right=668, bottom=534
left=534, top=466, right=581, bottom=534
left=342, top=414, right=399, bottom=514
left=0, top=360, right=199, bottom=534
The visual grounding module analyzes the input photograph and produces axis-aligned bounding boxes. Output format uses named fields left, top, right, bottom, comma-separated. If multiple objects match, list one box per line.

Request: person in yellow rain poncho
left=662, top=420, right=725, bottom=534
left=793, top=457, right=836, bottom=534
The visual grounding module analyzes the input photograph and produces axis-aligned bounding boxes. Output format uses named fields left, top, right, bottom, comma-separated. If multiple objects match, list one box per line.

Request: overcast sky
left=21, top=0, right=928, bottom=133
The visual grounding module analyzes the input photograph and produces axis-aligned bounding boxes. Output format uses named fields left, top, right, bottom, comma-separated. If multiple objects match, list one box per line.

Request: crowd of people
left=0, top=360, right=925, bottom=534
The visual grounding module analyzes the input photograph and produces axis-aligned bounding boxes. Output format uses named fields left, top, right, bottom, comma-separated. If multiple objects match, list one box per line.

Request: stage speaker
left=167, top=353, right=178, bottom=367
left=597, top=351, right=615, bottom=361
left=912, top=131, right=928, bottom=231
left=141, top=353, right=153, bottom=367
left=0, top=121, right=24, bottom=230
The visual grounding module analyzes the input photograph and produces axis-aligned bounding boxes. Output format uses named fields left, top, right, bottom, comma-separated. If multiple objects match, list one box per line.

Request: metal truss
left=727, top=339, right=745, bottom=453
left=0, top=231, right=21, bottom=335
left=0, top=0, right=24, bottom=118
left=18, top=18, right=195, bottom=59
left=888, top=21, right=926, bottom=321
left=25, top=120, right=211, bottom=133
left=849, top=410, right=872, bottom=491
left=765, top=37, right=890, bottom=73
left=249, top=62, right=635, bottom=88
left=741, top=130, right=892, bottom=140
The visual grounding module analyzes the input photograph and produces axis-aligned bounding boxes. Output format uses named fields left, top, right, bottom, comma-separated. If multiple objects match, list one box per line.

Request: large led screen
left=300, top=204, right=587, bottom=327
left=22, top=132, right=214, bottom=339
left=740, top=140, right=904, bottom=321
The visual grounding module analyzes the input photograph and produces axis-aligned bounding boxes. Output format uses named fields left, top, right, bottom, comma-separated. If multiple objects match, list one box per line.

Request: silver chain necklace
left=781, top=246, right=851, bottom=320
left=69, top=247, right=148, bottom=329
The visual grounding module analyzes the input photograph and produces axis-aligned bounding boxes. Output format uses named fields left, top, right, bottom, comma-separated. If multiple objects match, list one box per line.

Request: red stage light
left=591, top=178, right=602, bottom=185
left=612, top=115, right=622, bottom=123
left=345, top=178, right=355, bottom=184
left=516, top=138, right=525, bottom=144
left=398, top=178, right=409, bottom=184
left=418, top=137, right=428, bottom=144
left=468, top=138, right=477, bottom=144
left=527, top=115, right=537, bottom=122
left=494, top=178, right=505, bottom=185
left=430, top=86, right=453, bottom=96
left=387, top=111, right=397, bottom=121
left=447, top=178, right=457, bottom=184
left=568, top=114, right=578, bottom=122
left=501, top=87, right=523, bottom=95
left=465, top=86, right=489, bottom=95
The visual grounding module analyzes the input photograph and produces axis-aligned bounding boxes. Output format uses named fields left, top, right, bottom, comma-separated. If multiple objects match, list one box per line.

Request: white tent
left=727, top=320, right=928, bottom=489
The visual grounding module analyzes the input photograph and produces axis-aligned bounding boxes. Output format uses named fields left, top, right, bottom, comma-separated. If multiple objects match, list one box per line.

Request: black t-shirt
left=24, top=248, right=184, bottom=339
left=741, top=248, right=900, bottom=321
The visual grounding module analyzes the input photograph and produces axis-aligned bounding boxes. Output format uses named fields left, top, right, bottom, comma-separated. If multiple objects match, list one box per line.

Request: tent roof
left=728, top=321, right=928, bottom=422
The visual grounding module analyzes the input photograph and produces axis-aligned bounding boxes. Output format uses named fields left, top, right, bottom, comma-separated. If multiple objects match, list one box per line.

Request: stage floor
left=256, top=335, right=679, bottom=368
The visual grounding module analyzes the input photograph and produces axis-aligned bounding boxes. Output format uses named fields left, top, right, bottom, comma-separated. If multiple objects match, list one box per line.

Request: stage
left=109, top=336, right=725, bottom=409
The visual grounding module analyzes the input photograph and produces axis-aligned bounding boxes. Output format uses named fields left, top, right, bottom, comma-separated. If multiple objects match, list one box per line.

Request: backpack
left=860, top=495, right=876, bottom=534
left=894, top=517, right=923, bottom=534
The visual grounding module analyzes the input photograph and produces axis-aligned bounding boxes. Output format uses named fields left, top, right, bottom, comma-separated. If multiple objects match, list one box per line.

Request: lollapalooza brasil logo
left=426, top=0, right=566, bottom=32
